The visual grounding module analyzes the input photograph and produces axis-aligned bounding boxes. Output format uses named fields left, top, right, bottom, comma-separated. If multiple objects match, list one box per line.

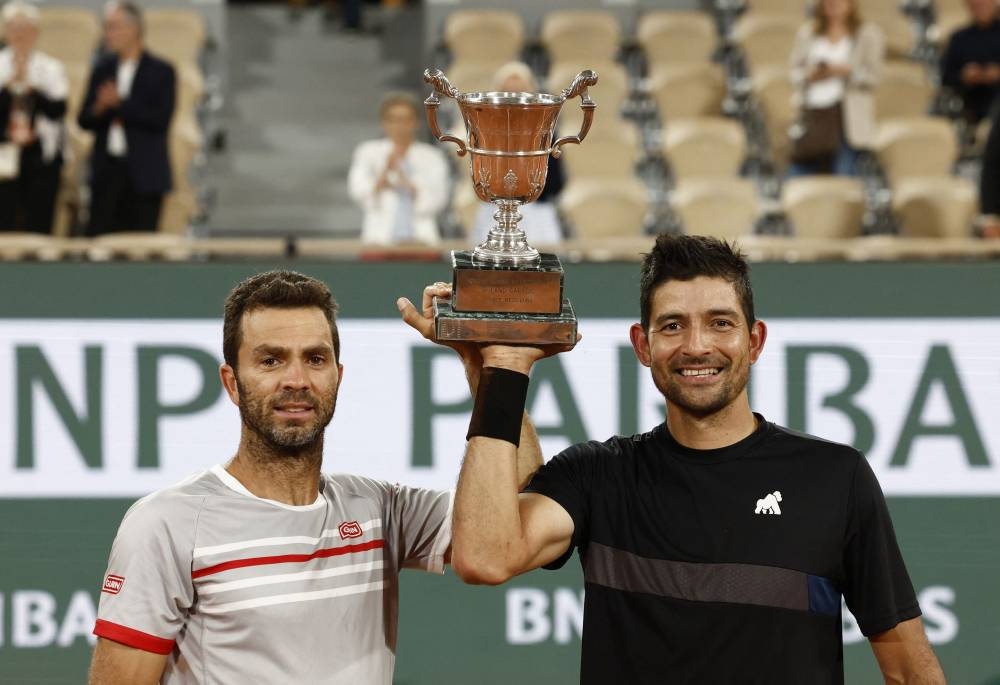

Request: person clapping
left=0, top=1, right=68, bottom=234
left=347, top=92, right=450, bottom=245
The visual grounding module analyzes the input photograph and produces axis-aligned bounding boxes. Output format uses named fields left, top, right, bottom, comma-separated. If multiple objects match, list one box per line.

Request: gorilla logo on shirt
left=755, top=491, right=782, bottom=515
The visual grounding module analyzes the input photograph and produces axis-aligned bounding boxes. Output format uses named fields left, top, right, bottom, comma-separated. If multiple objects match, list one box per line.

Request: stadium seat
left=559, top=125, right=640, bottom=180
left=548, top=60, right=629, bottom=133
left=781, top=176, right=866, bottom=238
left=636, top=11, right=716, bottom=69
left=440, top=60, right=504, bottom=95
left=928, top=11, right=968, bottom=46
left=662, top=117, right=747, bottom=179
left=442, top=10, right=524, bottom=65
left=160, top=120, right=204, bottom=234
left=63, top=61, right=90, bottom=119
left=540, top=10, right=621, bottom=65
left=863, top=7, right=915, bottom=59
left=174, top=62, right=205, bottom=129
left=559, top=177, right=649, bottom=238
left=875, top=117, right=958, bottom=183
left=649, top=63, right=726, bottom=121
left=145, top=9, right=207, bottom=67
left=88, top=232, right=191, bottom=260
left=741, top=0, right=808, bottom=18
left=731, top=14, right=801, bottom=74
left=892, top=176, right=978, bottom=238
left=36, top=7, right=100, bottom=66
left=751, top=67, right=796, bottom=167
left=0, top=232, right=65, bottom=260
left=670, top=178, right=760, bottom=238
left=874, top=61, right=934, bottom=122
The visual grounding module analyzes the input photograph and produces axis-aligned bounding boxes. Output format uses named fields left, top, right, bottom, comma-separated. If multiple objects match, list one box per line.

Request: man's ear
left=220, top=364, right=240, bottom=406
left=629, top=323, right=651, bottom=367
left=749, top=320, right=768, bottom=365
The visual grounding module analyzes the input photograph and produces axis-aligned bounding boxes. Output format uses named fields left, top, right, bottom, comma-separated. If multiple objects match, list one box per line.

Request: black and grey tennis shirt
left=525, top=415, right=920, bottom=684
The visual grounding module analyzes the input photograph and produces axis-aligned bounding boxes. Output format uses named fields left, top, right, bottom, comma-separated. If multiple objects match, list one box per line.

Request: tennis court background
left=1, top=260, right=997, bottom=683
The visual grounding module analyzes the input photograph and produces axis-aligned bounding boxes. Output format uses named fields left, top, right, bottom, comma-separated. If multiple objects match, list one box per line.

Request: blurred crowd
left=347, top=0, right=1000, bottom=246
left=0, top=0, right=204, bottom=237
left=1, top=0, right=997, bottom=243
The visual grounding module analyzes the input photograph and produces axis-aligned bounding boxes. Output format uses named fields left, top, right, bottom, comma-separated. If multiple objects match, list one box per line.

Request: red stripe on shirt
left=93, top=619, right=175, bottom=655
left=192, top=538, right=385, bottom=579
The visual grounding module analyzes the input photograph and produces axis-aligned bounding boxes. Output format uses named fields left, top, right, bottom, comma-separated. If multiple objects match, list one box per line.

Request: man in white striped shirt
left=88, top=272, right=540, bottom=684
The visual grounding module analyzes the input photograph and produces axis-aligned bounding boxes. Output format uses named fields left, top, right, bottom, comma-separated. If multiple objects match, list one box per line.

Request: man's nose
left=280, top=359, right=309, bottom=389
left=681, top=325, right=713, bottom=356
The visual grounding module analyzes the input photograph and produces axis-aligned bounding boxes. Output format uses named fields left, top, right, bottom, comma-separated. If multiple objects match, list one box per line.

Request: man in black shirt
left=401, top=235, right=947, bottom=683
left=941, top=0, right=1000, bottom=125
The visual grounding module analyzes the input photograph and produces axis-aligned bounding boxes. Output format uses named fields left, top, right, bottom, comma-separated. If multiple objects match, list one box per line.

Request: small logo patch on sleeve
left=338, top=521, right=363, bottom=540
left=102, top=574, right=125, bottom=595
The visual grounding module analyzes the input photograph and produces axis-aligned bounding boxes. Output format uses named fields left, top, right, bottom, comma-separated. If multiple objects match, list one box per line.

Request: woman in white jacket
left=0, top=0, right=68, bottom=233
left=347, top=92, right=449, bottom=245
left=788, top=0, right=884, bottom=177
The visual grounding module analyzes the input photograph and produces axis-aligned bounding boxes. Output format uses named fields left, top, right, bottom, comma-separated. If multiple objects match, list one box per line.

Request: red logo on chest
left=102, top=574, right=125, bottom=595
left=338, top=521, right=363, bottom=540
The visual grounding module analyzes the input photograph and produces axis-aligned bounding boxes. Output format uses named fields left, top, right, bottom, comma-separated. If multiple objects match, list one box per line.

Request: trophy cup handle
left=423, top=68, right=468, bottom=157
left=551, top=70, right=598, bottom=159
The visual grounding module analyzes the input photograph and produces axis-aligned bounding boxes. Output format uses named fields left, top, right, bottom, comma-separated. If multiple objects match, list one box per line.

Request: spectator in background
left=941, top=0, right=1000, bottom=127
left=348, top=92, right=449, bottom=245
left=0, top=1, right=68, bottom=233
left=979, top=104, right=1000, bottom=238
left=788, top=0, right=884, bottom=176
left=470, top=62, right=565, bottom=245
left=79, top=0, right=175, bottom=236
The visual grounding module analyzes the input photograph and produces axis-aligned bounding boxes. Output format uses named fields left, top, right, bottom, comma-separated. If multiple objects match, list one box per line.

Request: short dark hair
left=639, top=234, right=755, bottom=330
left=378, top=91, right=419, bottom=119
left=223, top=271, right=340, bottom=370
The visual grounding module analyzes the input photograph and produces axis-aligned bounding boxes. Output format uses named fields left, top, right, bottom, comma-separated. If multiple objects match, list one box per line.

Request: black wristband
left=467, top=367, right=530, bottom=446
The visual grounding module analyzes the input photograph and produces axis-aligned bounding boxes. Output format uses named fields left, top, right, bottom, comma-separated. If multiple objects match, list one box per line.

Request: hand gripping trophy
left=423, top=66, right=598, bottom=345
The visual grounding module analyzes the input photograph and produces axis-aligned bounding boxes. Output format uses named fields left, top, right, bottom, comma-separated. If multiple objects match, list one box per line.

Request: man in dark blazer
left=78, top=0, right=175, bottom=236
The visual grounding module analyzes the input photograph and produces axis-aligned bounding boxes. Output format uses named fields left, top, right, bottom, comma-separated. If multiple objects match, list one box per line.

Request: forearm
left=453, top=436, right=528, bottom=584
left=515, top=412, right=543, bottom=491
left=882, top=663, right=946, bottom=685
left=872, top=618, right=947, bottom=685
left=460, top=356, right=542, bottom=491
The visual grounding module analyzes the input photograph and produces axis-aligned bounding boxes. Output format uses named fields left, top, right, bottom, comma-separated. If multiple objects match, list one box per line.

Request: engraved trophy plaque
left=423, top=66, right=597, bottom=345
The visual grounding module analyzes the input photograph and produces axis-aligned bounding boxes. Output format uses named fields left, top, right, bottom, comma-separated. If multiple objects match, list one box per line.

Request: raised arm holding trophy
left=422, top=66, right=598, bottom=345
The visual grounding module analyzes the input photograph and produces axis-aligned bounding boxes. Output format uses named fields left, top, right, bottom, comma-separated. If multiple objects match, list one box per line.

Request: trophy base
left=434, top=297, right=577, bottom=345
left=451, top=250, right=564, bottom=315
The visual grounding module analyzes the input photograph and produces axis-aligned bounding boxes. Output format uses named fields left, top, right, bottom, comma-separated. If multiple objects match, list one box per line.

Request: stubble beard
left=236, top=379, right=338, bottom=457
left=652, top=358, right=750, bottom=419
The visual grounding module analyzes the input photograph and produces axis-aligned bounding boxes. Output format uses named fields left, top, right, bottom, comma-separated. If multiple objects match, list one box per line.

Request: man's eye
left=309, top=355, right=326, bottom=365
left=261, top=357, right=279, bottom=367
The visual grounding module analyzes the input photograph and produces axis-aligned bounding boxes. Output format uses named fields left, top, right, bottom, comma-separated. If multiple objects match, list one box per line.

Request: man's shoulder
left=322, top=472, right=392, bottom=500
left=765, top=421, right=864, bottom=462
left=140, top=51, right=176, bottom=76
left=554, top=428, right=660, bottom=464
left=122, top=469, right=223, bottom=528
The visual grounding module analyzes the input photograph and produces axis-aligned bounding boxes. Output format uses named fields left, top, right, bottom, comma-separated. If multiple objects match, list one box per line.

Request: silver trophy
left=423, top=67, right=598, bottom=344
